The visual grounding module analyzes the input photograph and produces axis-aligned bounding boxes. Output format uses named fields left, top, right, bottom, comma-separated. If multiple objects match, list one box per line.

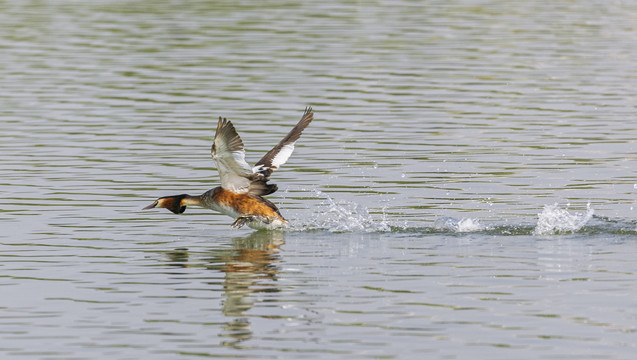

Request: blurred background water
left=1, top=1, right=636, bottom=359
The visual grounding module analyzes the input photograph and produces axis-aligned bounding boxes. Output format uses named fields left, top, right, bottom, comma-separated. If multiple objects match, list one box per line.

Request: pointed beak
left=143, top=200, right=158, bottom=210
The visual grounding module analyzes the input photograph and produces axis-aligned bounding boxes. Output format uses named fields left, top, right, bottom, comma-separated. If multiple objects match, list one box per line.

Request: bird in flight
left=143, top=107, right=314, bottom=230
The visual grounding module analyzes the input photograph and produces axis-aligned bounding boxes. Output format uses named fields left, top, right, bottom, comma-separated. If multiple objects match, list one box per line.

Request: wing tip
left=215, top=116, right=241, bottom=143
left=216, top=116, right=226, bottom=135
left=300, top=106, right=314, bottom=128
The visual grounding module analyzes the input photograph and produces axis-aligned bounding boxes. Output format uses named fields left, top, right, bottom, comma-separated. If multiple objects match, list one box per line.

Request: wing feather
left=211, top=117, right=253, bottom=193
left=211, top=108, right=314, bottom=197
left=253, top=107, right=314, bottom=179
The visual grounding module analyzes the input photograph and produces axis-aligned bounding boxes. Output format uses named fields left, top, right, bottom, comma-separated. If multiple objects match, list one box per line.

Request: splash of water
left=533, top=203, right=594, bottom=235
left=285, top=188, right=610, bottom=236
left=292, top=191, right=391, bottom=233
left=433, top=217, right=484, bottom=233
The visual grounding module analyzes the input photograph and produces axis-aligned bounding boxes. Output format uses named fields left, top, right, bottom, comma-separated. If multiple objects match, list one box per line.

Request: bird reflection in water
left=163, top=230, right=284, bottom=347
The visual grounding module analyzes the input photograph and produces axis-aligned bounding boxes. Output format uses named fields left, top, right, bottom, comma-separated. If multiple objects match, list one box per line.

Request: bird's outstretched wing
left=253, top=107, right=314, bottom=180
left=211, top=117, right=253, bottom=193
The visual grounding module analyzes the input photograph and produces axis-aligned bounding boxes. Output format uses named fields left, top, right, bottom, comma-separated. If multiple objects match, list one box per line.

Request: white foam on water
left=433, top=217, right=484, bottom=233
left=533, top=203, right=594, bottom=235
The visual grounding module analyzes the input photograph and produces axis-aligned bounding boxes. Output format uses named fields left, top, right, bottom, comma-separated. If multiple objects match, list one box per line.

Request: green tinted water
left=1, top=1, right=636, bottom=359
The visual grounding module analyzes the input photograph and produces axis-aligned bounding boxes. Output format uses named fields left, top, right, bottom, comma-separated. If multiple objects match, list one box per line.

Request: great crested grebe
left=143, top=107, right=313, bottom=230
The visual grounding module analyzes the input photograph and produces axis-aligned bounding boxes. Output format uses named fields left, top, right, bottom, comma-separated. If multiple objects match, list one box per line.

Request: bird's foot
left=231, top=216, right=258, bottom=229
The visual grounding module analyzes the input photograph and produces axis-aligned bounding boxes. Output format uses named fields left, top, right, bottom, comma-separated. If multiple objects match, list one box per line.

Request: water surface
left=1, top=1, right=636, bottom=359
